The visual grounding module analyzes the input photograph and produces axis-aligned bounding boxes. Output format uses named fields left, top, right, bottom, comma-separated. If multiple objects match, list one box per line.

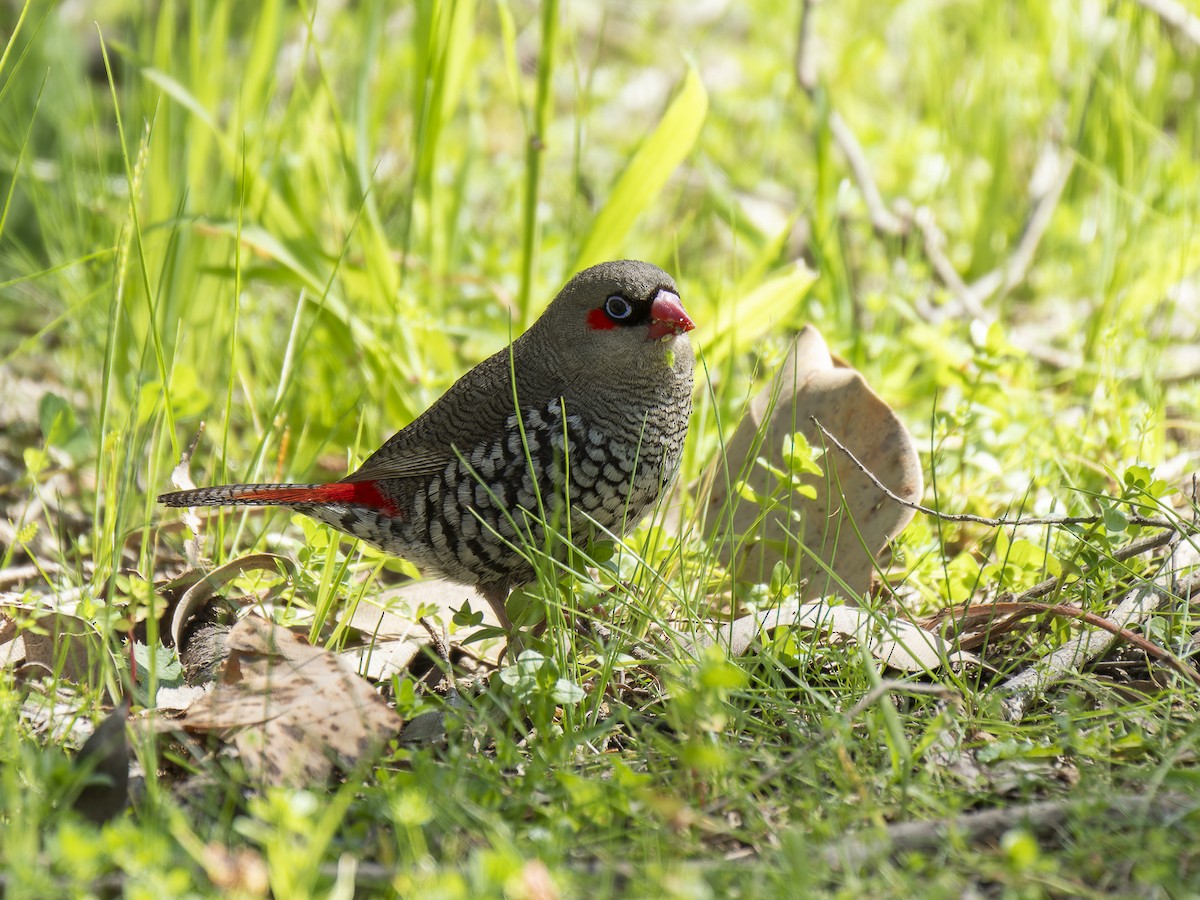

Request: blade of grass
left=571, top=61, right=708, bottom=276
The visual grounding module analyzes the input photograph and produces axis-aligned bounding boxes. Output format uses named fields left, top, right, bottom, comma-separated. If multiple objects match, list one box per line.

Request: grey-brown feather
left=161, top=260, right=694, bottom=626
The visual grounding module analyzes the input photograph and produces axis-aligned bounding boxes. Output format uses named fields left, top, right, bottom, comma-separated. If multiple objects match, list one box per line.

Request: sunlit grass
left=2, top=0, right=1200, bottom=895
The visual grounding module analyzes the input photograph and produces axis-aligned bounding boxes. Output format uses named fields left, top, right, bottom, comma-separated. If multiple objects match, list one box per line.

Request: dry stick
left=417, top=615, right=453, bottom=669
left=966, top=144, right=1075, bottom=305
left=0, top=563, right=44, bottom=589
left=580, top=617, right=657, bottom=662
left=962, top=596, right=1200, bottom=688
left=795, top=1, right=901, bottom=238
left=998, top=553, right=1200, bottom=721
left=846, top=680, right=960, bottom=719
left=822, top=793, right=1195, bottom=871
left=795, top=0, right=914, bottom=257
left=810, top=416, right=1179, bottom=531
left=909, top=206, right=987, bottom=319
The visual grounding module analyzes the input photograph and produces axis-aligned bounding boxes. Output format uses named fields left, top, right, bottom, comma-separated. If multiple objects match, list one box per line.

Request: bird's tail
left=158, top=480, right=399, bottom=515
left=157, top=483, right=329, bottom=508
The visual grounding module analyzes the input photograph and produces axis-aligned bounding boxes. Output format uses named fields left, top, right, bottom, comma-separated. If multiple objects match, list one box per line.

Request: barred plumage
left=159, top=260, right=696, bottom=640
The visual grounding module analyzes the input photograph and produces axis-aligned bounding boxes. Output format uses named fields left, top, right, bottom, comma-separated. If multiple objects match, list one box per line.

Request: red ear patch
left=587, top=307, right=617, bottom=330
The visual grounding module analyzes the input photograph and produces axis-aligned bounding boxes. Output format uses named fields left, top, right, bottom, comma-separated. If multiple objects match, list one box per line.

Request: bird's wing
left=341, top=447, right=449, bottom=483
left=342, top=345, right=535, bottom=485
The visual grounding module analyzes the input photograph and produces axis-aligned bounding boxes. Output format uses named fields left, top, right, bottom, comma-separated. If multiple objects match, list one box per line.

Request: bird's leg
left=479, top=581, right=523, bottom=661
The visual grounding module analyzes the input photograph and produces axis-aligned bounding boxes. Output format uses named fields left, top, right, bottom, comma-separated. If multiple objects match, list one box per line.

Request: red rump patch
left=238, top=482, right=400, bottom=516
left=587, top=307, right=617, bottom=330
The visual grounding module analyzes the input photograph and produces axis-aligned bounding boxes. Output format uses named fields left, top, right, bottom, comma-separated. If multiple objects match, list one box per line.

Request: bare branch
left=810, top=416, right=1180, bottom=531
left=794, top=0, right=820, bottom=92
left=997, top=542, right=1200, bottom=720
left=966, top=144, right=1075, bottom=305
left=823, top=793, right=1195, bottom=870
left=829, top=112, right=907, bottom=237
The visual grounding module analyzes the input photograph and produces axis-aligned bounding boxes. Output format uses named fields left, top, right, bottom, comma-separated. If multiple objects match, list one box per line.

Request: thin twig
left=960, top=597, right=1200, bottom=688
left=794, top=0, right=820, bottom=92
left=811, top=416, right=1179, bottom=531
left=0, top=563, right=53, bottom=589
left=1001, top=529, right=1181, bottom=605
left=909, top=205, right=988, bottom=319
left=417, top=615, right=452, bottom=669
left=847, top=680, right=961, bottom=719
left=579, top=617, right=657, bottom=662
left=964, top=144, right=1075, bottom=306
left=823, top=793, right=1195, bottom=870
left=795, top=1, right=905, bottom=239
left=829, top=111, right=908, bottom=238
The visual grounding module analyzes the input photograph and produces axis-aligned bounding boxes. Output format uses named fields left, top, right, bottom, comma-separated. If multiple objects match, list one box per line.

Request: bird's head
left=527, top=260, right=696, bottom=382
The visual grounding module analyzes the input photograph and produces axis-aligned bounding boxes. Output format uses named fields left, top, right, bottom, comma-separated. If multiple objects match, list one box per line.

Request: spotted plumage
left=159, top=260, right=696, bottom=639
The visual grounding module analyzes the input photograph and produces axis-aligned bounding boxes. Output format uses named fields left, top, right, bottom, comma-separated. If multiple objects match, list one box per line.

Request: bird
left=159, top=260, right=696, bottom=643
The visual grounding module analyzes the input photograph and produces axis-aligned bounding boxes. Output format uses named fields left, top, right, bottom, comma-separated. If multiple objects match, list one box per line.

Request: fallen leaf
left=175, top=615, right=401, bottom=786
left=170, top=553, right=296, bottom=651
left=154, top=683, right=210, bottom=712
left=72, top=698, right=131, bottom=825
left=700, top=326, right=923, bottom=601
left=0, top=601, right=112, bottom=684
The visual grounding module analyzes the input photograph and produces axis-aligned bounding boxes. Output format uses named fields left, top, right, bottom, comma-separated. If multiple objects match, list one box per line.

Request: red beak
left=646, top=289, right=695, bottom=341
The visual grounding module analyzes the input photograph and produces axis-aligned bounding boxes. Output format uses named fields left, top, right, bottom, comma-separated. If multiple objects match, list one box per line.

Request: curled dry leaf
left=686, top=599, right=978, bottom=674
left=170, top=553, right=297, bottom=652
left=175, top=615, right=401, bottom=786
left=700, top=325, right=923, bottom=601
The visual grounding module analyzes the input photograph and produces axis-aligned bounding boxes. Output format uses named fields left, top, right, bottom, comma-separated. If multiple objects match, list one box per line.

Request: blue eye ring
left=604, top=295, right=634, bottom=320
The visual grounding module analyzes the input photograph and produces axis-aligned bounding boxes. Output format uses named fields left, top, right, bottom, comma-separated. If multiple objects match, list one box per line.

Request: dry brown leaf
left=0, top=602, right=112, bottom=684
left=688, top=599, right=978, bottom=673
left=72, top=698, right=131, bottom=825
left=171, top=553, right=296, bottom=651
left=700, top=325, right=923, bottom=601
left=176, top=615, right=401, bottom=786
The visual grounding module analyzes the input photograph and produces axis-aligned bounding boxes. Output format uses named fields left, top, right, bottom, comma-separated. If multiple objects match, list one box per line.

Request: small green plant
left=497, top=649, right=587, bottom=738
left=3, top=0, right=1200, bottom=895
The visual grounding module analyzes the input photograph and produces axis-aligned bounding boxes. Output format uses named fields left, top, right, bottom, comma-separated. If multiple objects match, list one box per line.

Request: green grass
left=3, top=0, right=1200, bottom=895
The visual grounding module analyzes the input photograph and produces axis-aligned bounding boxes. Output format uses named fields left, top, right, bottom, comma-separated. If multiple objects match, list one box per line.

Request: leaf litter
left=4, top=328, right=1198, bottom=807
left=162, top=615, right=402, bottom=786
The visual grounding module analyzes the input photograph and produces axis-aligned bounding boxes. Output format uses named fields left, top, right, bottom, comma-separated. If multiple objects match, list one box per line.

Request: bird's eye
left=604, top=295, right=634, bottom=320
